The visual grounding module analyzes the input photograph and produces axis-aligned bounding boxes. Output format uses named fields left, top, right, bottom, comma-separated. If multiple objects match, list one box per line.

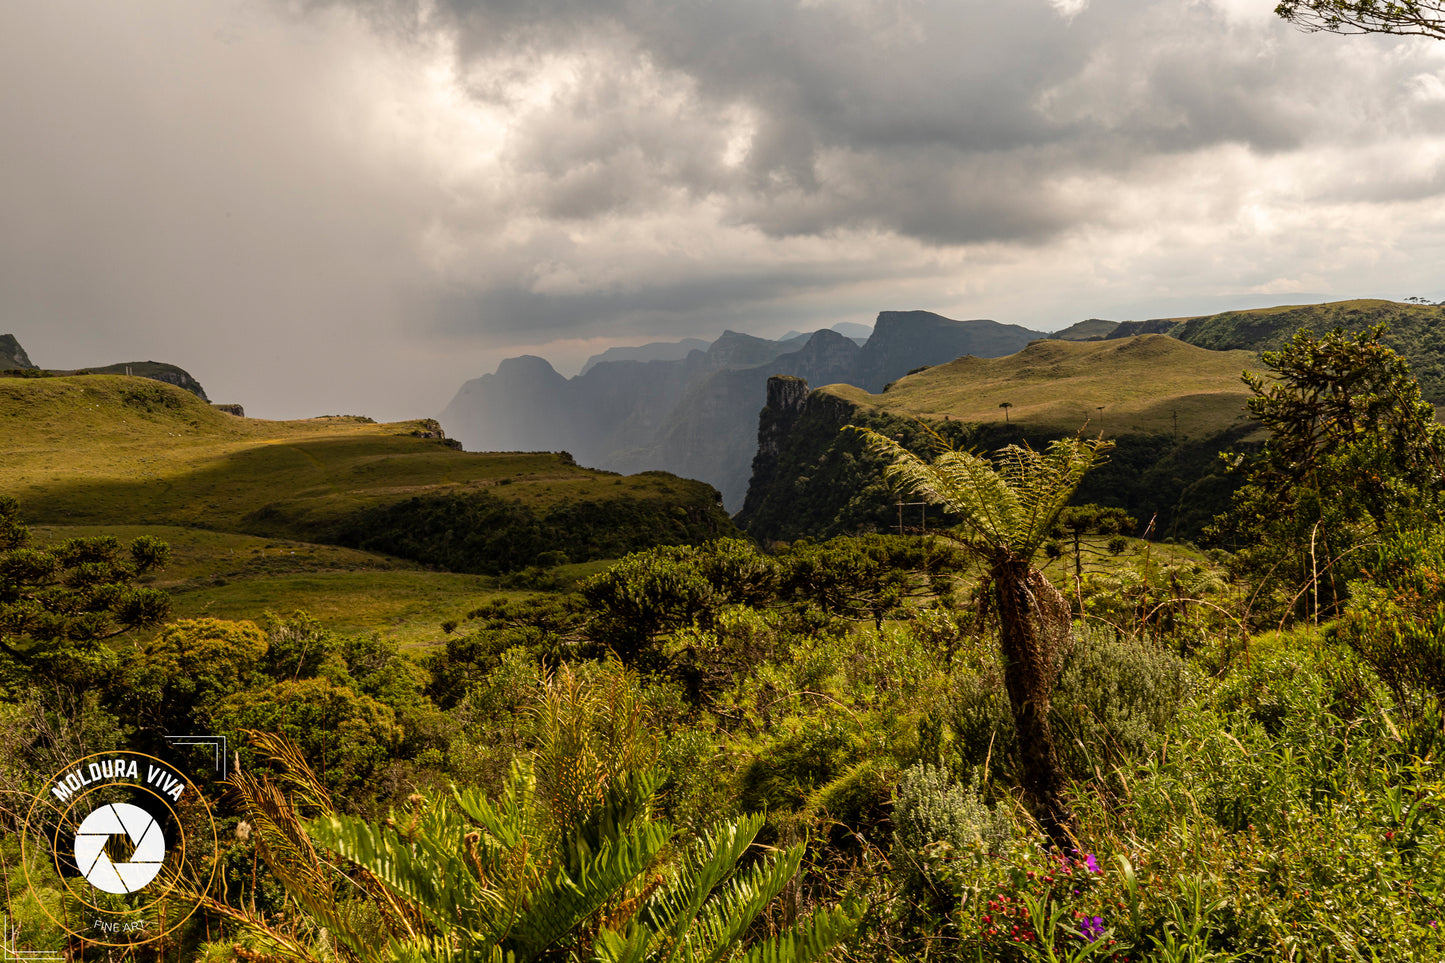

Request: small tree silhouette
left=999, top=401, right=1013, bottom=423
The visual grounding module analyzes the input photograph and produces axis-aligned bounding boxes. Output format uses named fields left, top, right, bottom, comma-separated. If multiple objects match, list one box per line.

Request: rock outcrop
left=0, top=334, right=36, bottom=370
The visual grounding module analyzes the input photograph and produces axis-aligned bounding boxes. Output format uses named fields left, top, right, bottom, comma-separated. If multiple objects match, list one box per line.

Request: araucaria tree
left=0, top=496, right=171, bottom=692
left=852, top=428, right=1111, bottom=846
left=1208, top=326, right=1445, bottom=621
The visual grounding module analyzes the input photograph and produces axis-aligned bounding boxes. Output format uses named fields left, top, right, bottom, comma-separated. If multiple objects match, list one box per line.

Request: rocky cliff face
left=633, top=329, right=866, bottom=508
left=1, top=337, right=212, bottom=400
left=0, top=334, right=36, bottom=369
left=736, top=375, right=813, bottom=528
left=734, top=372, right=1255, bottom=544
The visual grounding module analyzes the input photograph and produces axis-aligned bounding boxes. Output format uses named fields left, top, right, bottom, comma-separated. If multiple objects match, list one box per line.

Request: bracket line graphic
left=164, top=735, right=228, bottom=780
left=1, top=913, right=64, bottom=961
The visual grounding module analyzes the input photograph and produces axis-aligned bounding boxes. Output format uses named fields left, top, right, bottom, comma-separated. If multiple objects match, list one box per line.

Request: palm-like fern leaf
left=307, top=811, right=501, bottom=942
left=996, top=437, right=1111, bottom=559
left=507, top=818, right=671, bottom=957
left=594, top=820, right=809, bottom=963
left=733, top=902, right=863, bottom=963
left=851, top=427, right=1109, bottom=564
left=851, top=428, right=1020, bottom=550
left=597, top=813, right=767, bottom=963
left=680, top=842, right=804, bottom=963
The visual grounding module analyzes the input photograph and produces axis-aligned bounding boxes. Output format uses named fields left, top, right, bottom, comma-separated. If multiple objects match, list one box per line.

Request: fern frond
left=733, top=902, right=863, bottom=963
left=308, top=812, right=505, bottom=946
left=628, top=813, right=767, bottom=963
left=684, top=842, right=805, bottom=963
left=852, top=426, right=1110, bottom=565
left=594, top=924, right=654, bottom=963
left=1002, top=437, right=1111, bottom=558
left=850, top=427, right=1020, bottom=549
left=508, top=818, right=671, bottom=958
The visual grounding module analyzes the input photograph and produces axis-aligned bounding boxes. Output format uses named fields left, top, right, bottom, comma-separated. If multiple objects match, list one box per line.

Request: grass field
left=28, top=523, right=481, bottom=645
left=4, top=374, right=719, bottom=641
left=821, top=335, right=1264, bottom=438
left=0, top=374, right=709, bottom=532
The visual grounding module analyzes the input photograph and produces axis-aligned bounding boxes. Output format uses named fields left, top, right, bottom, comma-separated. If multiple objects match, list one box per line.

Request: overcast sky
left=3, top=0, right=1444, bottom=421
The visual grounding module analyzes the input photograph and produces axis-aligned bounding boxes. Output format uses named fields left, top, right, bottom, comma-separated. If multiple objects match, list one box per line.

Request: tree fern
left=850, top=427, right=1111, bottom=847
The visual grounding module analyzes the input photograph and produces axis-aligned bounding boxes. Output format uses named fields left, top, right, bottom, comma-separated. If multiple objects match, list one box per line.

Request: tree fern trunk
left=993, top=559, right=1074, bottom=848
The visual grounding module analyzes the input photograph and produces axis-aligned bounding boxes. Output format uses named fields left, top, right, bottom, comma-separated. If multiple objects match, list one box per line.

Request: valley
left=5, top=307, right=1445, bottom=960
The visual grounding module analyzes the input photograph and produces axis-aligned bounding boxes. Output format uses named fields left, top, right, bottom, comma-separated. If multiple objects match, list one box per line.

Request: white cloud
left=1048, top=0, right=1090, bottom=20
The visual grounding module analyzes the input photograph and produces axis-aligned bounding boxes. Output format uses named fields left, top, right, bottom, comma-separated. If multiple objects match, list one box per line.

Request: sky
left=3, top=0, right=1444, bottom=422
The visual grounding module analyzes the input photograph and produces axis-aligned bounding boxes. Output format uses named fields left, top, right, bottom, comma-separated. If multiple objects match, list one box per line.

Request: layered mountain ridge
left=440, top=311, right=1045, bottom=509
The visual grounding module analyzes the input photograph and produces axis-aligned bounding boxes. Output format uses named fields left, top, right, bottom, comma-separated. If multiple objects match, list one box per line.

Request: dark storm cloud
left=439, top=256, right=906, bottom=337
left=325, top=0, right=1445, bottom=247
left=4, top=0, right=1445, bottom=421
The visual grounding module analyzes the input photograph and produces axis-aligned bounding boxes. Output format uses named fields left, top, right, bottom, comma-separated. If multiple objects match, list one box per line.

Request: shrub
left=1052, top=628, right=1193, bottom=778
left=892, top=763, right=1012, bottom=919
left=1337, top=526, right=1445, bottom=747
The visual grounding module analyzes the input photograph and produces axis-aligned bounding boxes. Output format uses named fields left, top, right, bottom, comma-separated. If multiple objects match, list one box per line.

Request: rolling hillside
left=1, top=373, right=733, bottom=575
left=1054, top=299, right=1445, bottom=403
left=820, top=335, right=1263, bottom=438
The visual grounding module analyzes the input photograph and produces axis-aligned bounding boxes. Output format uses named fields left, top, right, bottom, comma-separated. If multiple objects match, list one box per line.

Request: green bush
left=1338, top=526, right=1445, bottom=744
left=214, top=676, right=401, bottom=802
left=119, top=618, right=269, bottom=737
left=1052, top=628, right=1193, bottom=778
left=920, top=666, right=1014, bottom=783
left=891, top=763, right=1012, bottom=920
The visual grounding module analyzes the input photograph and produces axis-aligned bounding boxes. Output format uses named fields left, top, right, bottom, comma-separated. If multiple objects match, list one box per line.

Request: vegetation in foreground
left=2, top=326, right=1445, bottom=961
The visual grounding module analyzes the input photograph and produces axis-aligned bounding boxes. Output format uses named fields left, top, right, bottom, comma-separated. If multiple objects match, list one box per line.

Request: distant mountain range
left=442, top=297, right=1445, bottom=521
left=440, top=311, right=1044, bottom=510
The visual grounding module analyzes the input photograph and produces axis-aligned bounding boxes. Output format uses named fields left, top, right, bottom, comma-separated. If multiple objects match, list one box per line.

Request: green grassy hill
left=821, top=335, right=1263, bottom=438
left=1082, top=299, right=1445, bottom=402
left=26, top=523, right=472, bottom=645
left=738, top=335, right=1270, bottom=543
left=69, top=360, right=211, bottom=399
left=2, top=373, right=734, bottom=577
left=1049, top=318, right=1119, bottom=341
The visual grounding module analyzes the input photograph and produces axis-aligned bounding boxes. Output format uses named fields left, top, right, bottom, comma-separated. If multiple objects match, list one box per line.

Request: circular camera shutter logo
left=20, top=750, right=218, bottom=948
left=73, top=802, right=167, bottom=894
